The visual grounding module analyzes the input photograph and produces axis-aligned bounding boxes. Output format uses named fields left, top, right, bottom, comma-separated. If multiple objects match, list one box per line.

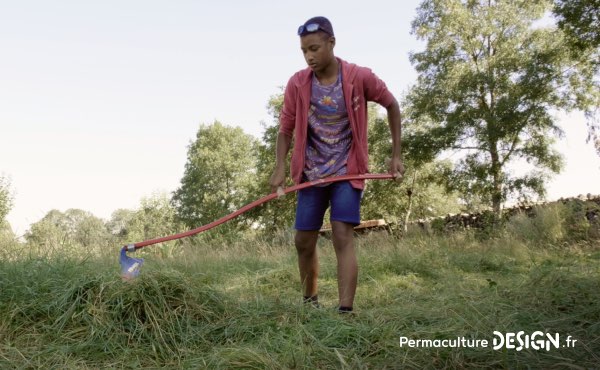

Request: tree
left=0, top=175, right=13, bottom=228
left=126, top=192, right=180, bottom=243
left=408, top=0, right=599, bottom=216
left=554, top=0, right=600, bottom=51
left=25, top=209, right=110, bottom=250
left=362, top=104, right=463, bottom=227
left=172, top=121, right=259, bottom=230
left=105, top=194, right=181, bottom=255
left=71, top=211, right=109, bottom=248
left=246, top=92, right=298, bottom=232
left=106, top=208, right=136, bottom=238
left=25, top=210, right=68, bottom=249
left=553, top=0, right=600, bottom=155
left=0, top=176, right=15, bottom=247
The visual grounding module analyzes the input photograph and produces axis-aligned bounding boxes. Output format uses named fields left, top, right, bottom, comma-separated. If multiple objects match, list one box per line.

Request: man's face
left=300, top=32, right=335, bottom=73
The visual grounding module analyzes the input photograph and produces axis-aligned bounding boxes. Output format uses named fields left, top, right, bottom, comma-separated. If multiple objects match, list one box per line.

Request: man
left=269, top=16, right=404, bottom=313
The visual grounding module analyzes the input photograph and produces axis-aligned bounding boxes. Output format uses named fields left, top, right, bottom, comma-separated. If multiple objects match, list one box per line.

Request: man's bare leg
left=331, top=221, right=357, bottom=309
left=295, top=230, right=320, bottom=299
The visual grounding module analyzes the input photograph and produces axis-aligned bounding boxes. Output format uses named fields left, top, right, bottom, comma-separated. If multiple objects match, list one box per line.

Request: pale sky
left=1, top=0, right=599, bottom=236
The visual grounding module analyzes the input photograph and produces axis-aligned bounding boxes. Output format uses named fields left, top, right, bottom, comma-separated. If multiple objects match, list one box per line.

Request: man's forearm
left=275, top=132, right=292, bottom=168
left=387, top=100, right=402, bottom=158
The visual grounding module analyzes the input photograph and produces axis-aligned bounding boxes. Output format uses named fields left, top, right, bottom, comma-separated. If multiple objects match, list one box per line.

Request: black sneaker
left=303, top=295, right=321, bottom=309
left=337, top=306, right=353, bottom=314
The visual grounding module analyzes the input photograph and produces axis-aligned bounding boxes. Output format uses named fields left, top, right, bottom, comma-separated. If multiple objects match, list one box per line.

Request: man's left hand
left=389, top=156, right=405, bottom=183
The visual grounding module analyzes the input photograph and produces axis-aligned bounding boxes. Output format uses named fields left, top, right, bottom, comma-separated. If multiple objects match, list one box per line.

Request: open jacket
left=279, top=57, right=396, bottom=189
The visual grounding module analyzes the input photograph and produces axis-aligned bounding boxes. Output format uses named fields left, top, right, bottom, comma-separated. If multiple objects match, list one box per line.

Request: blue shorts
left=295, top=181, right=363, bottom=231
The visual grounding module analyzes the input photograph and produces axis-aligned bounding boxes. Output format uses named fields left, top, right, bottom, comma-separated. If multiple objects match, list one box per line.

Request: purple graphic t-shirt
left=303, top=71, right=352, bottom=182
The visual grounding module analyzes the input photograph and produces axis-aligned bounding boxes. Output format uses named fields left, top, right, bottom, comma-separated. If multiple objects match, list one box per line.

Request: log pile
left=320, top=194, right=600, bottom=234
left=411, top=194, right=600, bottom=232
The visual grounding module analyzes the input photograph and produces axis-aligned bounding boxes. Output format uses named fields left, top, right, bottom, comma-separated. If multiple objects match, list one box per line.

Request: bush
left=505, top=204, right=565, bottom=245
left=505, top=200, right=600, bottom=246
left=562, top=199, right=600, bottom=241
left=0, top=221, right=21, bottom=260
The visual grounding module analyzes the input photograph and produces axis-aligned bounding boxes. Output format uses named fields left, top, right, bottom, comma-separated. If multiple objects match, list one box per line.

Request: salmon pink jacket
left=279, top=58, right=397, bottom=189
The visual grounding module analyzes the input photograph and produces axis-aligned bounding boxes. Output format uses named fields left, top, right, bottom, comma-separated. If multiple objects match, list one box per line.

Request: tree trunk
left=489, top=143, right=503, bottom=220
left=403, top=171, right=419, bottom=233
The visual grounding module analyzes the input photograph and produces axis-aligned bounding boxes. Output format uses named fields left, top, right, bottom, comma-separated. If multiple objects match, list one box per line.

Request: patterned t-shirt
left=303, top=71, right=352, bottom=182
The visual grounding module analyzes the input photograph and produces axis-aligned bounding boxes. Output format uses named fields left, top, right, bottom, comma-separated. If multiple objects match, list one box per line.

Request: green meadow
left=1, top=204, right=599, bottom=369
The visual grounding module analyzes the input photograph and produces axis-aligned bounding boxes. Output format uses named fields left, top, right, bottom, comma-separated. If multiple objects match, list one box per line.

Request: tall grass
left=1, top=209, right=599, bottom=368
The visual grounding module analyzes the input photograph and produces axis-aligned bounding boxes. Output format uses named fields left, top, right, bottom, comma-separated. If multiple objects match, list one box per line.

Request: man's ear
left=329, top=36, right=336, bottom=49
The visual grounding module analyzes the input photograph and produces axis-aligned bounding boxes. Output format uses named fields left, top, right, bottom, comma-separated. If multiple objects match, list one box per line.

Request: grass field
left=1, top=208, right=599, bottom=369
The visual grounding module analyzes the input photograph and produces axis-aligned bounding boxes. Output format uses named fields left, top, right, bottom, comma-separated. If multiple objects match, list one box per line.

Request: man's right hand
left=269, top=166, right=286, bottom=193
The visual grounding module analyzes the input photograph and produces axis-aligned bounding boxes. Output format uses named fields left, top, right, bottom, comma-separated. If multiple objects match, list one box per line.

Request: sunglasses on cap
left=297, top=23, right=331, bottom=36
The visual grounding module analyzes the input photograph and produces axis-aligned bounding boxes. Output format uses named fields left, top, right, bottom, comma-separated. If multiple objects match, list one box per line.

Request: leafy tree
left=247, top=92, right=297, bottom=232
left=0, top=224, right=16, bottom=252
left=554, top=0, right=600, bottom=51
left=172, top=121, right=259, bottom=230
left=25, top=210, right=67, bottom=249
left=105, top=194, right=181, bottom=255
left=407, top=0, right=599, bottom=216
left=0, top=175, right=13, bottom=227
left=25, top=209, right=110, bottom=250
left=72, top=211, right=109, bottom=248
left=0, top=176, right=15, bottom=248
left=363, top=104, right=463, bottom=226
left=553, top=0, right=600, bottom=154
left=126, top=192, right=180, bottom=243
left=106, top=208, right=136, bottom=238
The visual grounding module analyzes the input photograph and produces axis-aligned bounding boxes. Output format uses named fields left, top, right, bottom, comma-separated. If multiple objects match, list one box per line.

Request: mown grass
left=1, top=208, right=599, bottom=369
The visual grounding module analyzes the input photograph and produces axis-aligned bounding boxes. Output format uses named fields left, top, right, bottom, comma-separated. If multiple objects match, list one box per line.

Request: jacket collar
left=295, top=57, right=356, bottom=88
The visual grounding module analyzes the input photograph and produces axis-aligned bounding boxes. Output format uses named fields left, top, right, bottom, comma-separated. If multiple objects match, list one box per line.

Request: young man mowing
left=270, top=16, right=404, bottom=313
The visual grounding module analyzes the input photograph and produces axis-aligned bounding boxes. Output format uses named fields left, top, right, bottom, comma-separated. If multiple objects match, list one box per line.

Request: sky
left=1, top=0, right=599, bottom=237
